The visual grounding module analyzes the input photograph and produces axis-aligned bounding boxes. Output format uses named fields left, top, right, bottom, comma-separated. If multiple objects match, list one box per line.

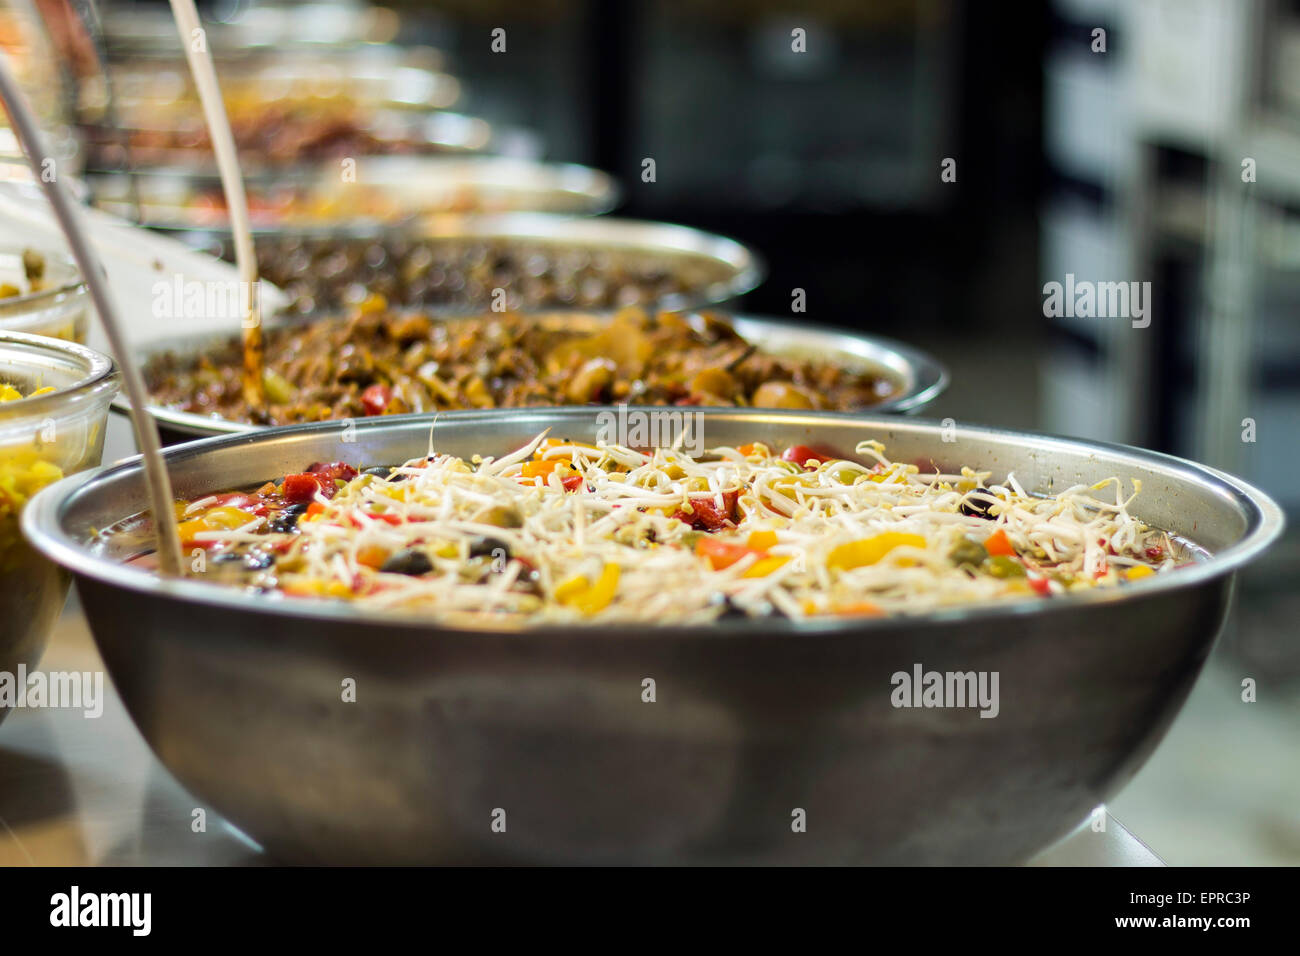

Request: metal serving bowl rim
left=89, top=158, right=622, bottom=233
left=81, top=109, right=498, bottom=177
left=0, top=331, right=119, bottom=423
left=23, top=409, right=1285, bottom=638
left=127, top=214, right=763, bottom=294
left=411, top=214, right=764, bottom=310
left=111, top=311, right=945, bottom=434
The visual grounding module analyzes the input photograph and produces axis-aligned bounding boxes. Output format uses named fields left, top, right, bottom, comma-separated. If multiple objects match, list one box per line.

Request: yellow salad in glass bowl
left=0, top=332, right=118, bottom=722
left=0, top=246, right=90, bottom=343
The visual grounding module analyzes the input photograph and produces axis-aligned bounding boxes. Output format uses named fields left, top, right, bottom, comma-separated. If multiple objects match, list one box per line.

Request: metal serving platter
left=22, top=409, right=1283, bottom=864
left=117, top=212, right=763, bottom=324
left=98, top=11, right=415, bottom=60
left=82, top=109, right=497, bottom=177
left=106, top=53, right=461, bottom=116
left=414, top=213, right=766, bottom=311
left=417, top=212, right=758, bottom=264
left=88, top=157, right=621, bottom=230
left=113, top=311, right=944, bottom=440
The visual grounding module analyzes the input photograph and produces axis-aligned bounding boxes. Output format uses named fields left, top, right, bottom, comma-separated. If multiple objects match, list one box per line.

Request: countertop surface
left=0, top=599, right=1164, bottom=867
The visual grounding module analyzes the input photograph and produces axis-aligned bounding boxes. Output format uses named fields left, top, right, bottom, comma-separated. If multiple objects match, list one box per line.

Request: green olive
left=262, top=369, right=297, bottom=405
left=983, top=555, right=1026, bottom=578
left=949, top=537, right=989, bottom=569
left=482, top=505, right=523, bottom=528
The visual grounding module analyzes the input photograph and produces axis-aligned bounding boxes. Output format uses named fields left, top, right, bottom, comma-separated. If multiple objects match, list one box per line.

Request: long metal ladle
left=166, top=0, right=265, bottom=412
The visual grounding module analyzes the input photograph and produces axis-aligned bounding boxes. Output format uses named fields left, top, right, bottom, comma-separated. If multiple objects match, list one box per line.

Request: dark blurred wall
left=411, top=0, right=1047, bottom=343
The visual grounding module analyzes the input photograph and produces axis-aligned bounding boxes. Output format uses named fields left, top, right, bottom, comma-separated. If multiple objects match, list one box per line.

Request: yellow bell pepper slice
left=741, top=555, right=791, bottom=578
left=827, top=532, right=927, bottom=571
left=555, top=563, right=621, bottom=614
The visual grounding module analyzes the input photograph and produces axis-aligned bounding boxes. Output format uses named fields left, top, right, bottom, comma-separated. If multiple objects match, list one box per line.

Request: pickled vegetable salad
left=163, top=433, right=1179, bottom=624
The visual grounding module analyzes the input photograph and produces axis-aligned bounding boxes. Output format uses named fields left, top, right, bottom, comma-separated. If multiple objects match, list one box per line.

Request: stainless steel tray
left=88, top=157, right=621, bottom=230
left=82, top=109, right=498, bottom=176
left=106, top=53, right=461, bottom=115
left=130, top=213, right=764, bottom=319
left=22, top=409, right=1284, bottom=864
left=414, top=213, right=765, bottom=310
left=97, top=10, right=415, bottom=59
left=114, top=311, right=943, bottom=439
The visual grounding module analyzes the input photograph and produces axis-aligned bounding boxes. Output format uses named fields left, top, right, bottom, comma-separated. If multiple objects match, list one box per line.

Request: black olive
left=363, top=466, right=393, bottom=478
left=513, top=566, right=543, bottom=596
left=212, top=550, right=244, bottom=564
left=242, top=552, right=274, bottom=571
left=380, top=548, right=433, bottom=575
left=468, top=536, right=510, bottom=560
left=269, top=503, right=308, bottom=533
left=959, top=493, right=997, bottom=519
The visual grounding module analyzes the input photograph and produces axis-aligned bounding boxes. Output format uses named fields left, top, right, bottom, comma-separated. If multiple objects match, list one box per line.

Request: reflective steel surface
left=22, top=410, right=1283, bottom=863
left=0, top=600, right=1161, bottom=866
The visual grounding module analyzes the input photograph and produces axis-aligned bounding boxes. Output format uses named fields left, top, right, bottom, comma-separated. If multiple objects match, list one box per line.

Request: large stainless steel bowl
left=22, top=409, right=1283, bottom=863
left=118, top=312, right=947, bottom=441
left=416, top=214, right=764, bottom=311
left=130, top=213, right=761, bottom=319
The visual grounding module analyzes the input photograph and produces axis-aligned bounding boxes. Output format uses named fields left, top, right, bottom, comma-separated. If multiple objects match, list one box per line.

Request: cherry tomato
left=781, top=445, right=823, bottom=469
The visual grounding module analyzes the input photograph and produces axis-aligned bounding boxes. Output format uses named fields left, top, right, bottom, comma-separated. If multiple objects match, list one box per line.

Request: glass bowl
left=0, top=332, right=118, bottom=722
left=0, top=246, right=90, bottom=343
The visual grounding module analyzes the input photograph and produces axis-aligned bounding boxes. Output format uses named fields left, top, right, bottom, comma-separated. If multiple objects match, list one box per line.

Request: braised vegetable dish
left=145, top=306, right=901, bottom=423
left=196, top=233, right=743, bottom=316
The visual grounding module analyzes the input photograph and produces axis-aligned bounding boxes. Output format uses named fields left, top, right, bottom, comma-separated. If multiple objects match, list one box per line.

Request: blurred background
left=0, top=0, right=1296, bottom=863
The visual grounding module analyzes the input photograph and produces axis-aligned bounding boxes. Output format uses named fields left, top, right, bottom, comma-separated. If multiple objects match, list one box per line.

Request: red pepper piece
left=671, top=489, right=740, bottom=531
left=360, top=383, right=392, bottom=417
left=282, top=473, right=326, bottom=503
left=210, top=492, right=270, bottom=516
left=307, top=461, right=359, bottom=483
